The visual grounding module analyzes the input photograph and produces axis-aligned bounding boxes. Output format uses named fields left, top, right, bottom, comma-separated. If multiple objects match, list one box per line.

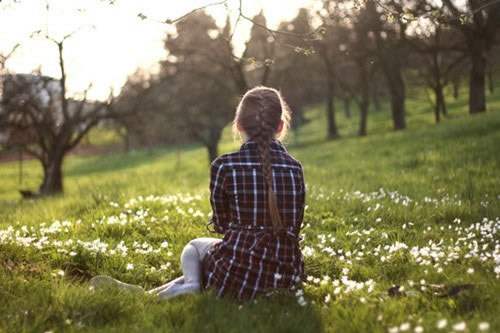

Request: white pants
left=148, top=237, right=221, bottom=299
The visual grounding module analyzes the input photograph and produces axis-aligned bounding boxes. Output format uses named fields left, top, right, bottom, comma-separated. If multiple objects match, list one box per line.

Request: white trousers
left=148, top=237, right=221, bottom=300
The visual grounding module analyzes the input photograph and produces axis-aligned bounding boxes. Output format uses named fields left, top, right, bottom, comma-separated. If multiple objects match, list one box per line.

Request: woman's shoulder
left=276, top=150, right=304, bottom=172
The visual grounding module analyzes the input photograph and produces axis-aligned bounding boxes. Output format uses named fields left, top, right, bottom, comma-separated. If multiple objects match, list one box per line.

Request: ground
left=0, top=88, right=499, bottom=332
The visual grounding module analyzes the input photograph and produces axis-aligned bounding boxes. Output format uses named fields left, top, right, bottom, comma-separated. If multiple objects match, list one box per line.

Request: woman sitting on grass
left=90, top=86, right=306, bottom=301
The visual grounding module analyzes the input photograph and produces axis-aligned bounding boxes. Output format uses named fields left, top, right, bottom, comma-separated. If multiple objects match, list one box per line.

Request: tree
left=365, top=0, right=412, bottom=131
left=270, top=8, right=321, bottom=131
left=315, top=23, right=340, bottom=139
left=111, top=69, right=181, bottom=152
left=439, top=0, right=500, bottom=113
left=161, top=11, right=238, bottom=162
left=408, top=24, right=466, bottom=122
left=0, top=31, right=111, bottom=196
left=244, top=11, right=275, bottom=87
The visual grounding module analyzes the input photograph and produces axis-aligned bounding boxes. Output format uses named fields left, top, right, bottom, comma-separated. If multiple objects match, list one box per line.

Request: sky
left=0, top=0, right=319, bottom=100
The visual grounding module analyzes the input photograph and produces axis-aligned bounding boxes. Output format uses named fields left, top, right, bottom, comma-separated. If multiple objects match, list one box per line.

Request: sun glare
left=0, top=0, right=314, bottom=100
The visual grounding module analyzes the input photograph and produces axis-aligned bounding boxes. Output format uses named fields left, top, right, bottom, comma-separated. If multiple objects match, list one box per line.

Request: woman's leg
left=89, top=275, right=144, bottom=293
left=156, top=237, right=220, bottom=300
left=147, top=276, right=184, bottom=295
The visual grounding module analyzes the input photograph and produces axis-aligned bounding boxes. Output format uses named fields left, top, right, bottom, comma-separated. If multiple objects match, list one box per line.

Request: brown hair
left=233, top=86, right=291, bottom=232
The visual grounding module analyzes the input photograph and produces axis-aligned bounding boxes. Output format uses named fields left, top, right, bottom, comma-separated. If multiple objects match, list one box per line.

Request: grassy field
left=0, top=89, right=499, bottom=332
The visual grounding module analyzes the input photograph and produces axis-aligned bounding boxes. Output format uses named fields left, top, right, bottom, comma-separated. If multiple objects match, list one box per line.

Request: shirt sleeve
left=208, top=157, right=230, bottom=234
left=296, top=165, right=306, bottom=237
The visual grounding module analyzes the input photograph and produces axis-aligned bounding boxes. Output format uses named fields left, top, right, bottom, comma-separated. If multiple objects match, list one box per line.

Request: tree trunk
left=359, top=102, right=368, bottom=136
left=207, top=141, right=218, bottom=163
left=358, top=62, right=369, bottom=136
left=487, top=66, right=494, bottom=94
left=452, top=76, right=460, bottom=100
left=434, top=86, right=441, bottom=123
left=372, top=84, right=381, bottom=112
left=343, top=96, right=351, bottom=118
left=440, top=85, right=447, bottom=117
left=39, top=153, right=64, bottom=195
left=387, top=74, right=406, bottom=130
left=326, top=76, right=339, bottom=139
left=469, top=46, right=487, bottom=114
left=378, top=52, right=406, bottom=130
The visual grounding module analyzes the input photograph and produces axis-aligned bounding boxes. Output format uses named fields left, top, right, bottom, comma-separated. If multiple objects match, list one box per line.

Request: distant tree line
left=117, top=0, right=500, bottom=157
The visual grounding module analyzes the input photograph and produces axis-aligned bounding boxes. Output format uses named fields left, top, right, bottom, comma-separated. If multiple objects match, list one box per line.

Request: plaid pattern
left=203, top=140, right=306, bottom=300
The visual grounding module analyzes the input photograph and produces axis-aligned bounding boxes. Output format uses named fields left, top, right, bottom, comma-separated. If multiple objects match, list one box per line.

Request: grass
left=0, top=87, right=499, bottom=332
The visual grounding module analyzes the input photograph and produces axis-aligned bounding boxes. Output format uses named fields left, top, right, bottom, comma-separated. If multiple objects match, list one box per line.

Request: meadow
left=0, top=89, right=499, bottom=332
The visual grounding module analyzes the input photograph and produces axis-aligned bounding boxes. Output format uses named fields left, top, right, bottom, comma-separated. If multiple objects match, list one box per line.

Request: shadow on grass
left=66, top=144, right=200, bottom=178
left=185, top=292, right=324, bottom=333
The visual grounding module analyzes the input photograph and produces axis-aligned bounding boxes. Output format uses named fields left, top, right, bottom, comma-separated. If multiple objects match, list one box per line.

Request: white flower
left=399, top=322, right=410, bottom=331
left=297, top=296, right=307, bottom=306
left=57, top=270, right=65, bottom=276
left=388, top=326, right=399, bottom=333
left=295, top=289, right=304, bottom=297
left=452, top=322, right=466, bottom=331
left=414, top=326, right=423, bottom=333
left=65, top=319, right=72, bottom=325
left=126, top=263, right=134, bottom=270
left=467, top=268, right=474, bottom=274
left=478, top=322, right=490, bottom=331
left=360, top=297, right=366, bottom=303
left=161, top=241, right=169, bottom=248
left=436, top=319, right=447, bottom=329
left=69, top=251, right=77, bottom=257
left=324, top=294, right=331, bottom=303
left=274, top=273, right=282, bottom=280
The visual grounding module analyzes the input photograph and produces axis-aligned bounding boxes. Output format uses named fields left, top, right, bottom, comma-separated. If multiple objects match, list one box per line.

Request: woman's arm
left=296, top=165, right=306, bottom=235
left=207, top=158, right=230, bottom=234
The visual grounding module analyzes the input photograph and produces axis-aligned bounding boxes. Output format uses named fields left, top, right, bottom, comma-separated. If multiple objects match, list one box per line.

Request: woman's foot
left=147, top=276, right=184, bottom=295
left=156, top=281, right=200, bottom=301
left=89, top=275, right=144, bottom=294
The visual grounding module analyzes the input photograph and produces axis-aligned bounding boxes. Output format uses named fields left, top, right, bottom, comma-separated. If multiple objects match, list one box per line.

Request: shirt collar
left=239, top=139, right=287, bottom=153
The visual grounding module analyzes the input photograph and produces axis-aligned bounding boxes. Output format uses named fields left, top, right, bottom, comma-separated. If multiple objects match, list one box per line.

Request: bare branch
left=0, top=43, right=21, bottom=71
left=141, top=0, right=228, bottom=24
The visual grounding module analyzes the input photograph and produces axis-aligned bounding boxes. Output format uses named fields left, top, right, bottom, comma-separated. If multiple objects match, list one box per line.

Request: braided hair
left=233, top=86, right=291, bottom=232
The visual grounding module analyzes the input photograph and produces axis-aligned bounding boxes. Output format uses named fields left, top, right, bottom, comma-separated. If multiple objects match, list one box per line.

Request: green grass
left=0, top=88, right=499, bottom=332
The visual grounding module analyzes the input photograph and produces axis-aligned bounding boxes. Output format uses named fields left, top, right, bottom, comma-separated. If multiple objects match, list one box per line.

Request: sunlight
left=0, top=0, right=314, bottom=100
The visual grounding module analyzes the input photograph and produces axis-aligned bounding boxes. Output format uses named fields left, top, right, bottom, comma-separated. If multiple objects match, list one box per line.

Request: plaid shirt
left=203, top=140, right=306, bottom=300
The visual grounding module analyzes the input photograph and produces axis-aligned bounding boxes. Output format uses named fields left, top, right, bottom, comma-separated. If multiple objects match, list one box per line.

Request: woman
left=90, top=86, right=306, bottom=301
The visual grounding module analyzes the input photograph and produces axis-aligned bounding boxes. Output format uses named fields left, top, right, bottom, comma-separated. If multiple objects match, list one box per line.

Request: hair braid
left=233, top=86, right=291, bottom=233
left=255, top=105, right=284, bottom=233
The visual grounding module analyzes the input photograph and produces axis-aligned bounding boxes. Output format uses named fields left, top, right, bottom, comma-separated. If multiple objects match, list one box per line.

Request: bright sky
left=0, top=0, right=319, bottom=100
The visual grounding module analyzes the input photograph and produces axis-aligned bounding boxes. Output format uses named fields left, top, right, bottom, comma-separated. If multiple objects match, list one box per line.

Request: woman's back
left=209, top=139, right=305, bottom=234
left=204, top=139, right=305, bottom=300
